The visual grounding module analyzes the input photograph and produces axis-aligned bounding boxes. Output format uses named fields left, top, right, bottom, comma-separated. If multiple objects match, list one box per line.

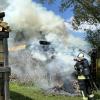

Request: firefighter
left=74, top=53, right=95, bottom=100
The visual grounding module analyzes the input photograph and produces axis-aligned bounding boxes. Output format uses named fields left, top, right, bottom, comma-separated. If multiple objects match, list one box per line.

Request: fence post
left=0, top=12, right=11, bottom=100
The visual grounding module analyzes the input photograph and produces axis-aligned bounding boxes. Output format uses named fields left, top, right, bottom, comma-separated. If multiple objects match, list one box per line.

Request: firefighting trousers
left=78, top=76, right=95, bottom=100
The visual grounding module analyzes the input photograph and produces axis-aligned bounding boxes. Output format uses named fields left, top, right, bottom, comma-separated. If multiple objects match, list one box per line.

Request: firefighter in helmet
left=74, top=53, right=95, bottom=100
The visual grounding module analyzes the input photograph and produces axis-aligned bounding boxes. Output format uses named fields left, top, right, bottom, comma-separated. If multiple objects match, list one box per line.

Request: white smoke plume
left=1, top=0, right=91, bottom=92
left=3, top=0, right=67, bottom=46
left=0, top=0, right=9, bottom=11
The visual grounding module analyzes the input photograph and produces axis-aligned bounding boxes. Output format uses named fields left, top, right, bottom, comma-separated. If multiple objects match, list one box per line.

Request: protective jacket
left=74, top=58, right=90, bottom=78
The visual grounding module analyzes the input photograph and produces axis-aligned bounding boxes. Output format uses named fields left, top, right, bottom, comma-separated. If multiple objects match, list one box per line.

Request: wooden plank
left=0, top=96, right=3, bottom=99
left=0, top=53, right=4, bottom=63
left=3, top=38, right=10, bottom=100
left=0, top=39, right=4, bottom=100
left=0, top=32, right=9, bottom=38
left=0, top=67, right=10, bottom=73
left=0, top=41, right=3, bottom=52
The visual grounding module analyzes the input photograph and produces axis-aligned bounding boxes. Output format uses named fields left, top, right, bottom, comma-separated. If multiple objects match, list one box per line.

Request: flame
left=8, top=44, right=26, bottom=52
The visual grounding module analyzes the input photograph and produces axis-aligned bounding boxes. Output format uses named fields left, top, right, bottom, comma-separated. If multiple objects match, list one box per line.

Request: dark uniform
left=74, top=58, right=95, bottom=100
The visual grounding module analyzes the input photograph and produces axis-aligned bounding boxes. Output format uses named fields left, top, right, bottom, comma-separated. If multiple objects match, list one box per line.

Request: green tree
left=39, top=0, right=100, bottom=49
left=86, top=29, right=100, bottom=48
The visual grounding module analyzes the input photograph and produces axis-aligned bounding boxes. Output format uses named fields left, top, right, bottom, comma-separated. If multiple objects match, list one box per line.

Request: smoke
left=2, top=0, right=91, bottom=93
left=0, top=0, right=9, bottom=11
left=4, top=0, right=67, bottom=46
left=9, top=34, right=90, bottom=91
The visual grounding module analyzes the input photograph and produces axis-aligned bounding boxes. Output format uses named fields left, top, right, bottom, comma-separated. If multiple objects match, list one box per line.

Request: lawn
left=10, top=82, right=100, bottom=100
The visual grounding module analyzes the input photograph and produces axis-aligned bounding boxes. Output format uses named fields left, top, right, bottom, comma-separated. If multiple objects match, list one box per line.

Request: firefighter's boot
left=88, top=94, right=95, bottom=100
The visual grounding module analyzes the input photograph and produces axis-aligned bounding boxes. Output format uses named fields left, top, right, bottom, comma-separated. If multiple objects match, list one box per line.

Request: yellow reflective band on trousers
left=83, top=97, right=88, bottom=100
left=81, top=91, right=88, bottom=100
left=89, top=94, right=94, bottom=98
left=78, top=75, right=86, bottom=80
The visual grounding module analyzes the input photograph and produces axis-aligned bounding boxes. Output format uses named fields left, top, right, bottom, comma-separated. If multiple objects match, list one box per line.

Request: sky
left=33, top=0, right=86, bottom=39
left=33, top=0, right=73, bottom=20
left=42, top=1, right=73, bottom=20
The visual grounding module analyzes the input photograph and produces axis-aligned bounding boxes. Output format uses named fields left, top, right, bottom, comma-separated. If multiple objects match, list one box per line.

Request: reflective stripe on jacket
left=78, top=75, right=86, bottom=80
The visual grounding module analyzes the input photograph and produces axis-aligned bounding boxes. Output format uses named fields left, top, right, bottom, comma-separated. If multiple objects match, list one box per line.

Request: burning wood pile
left=43, top=79, right=80, bottom=96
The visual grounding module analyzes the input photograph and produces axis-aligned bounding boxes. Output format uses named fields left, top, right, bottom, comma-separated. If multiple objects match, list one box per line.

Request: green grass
left=10, top=82, right=81, bottom=100
left=10, top=82, right=100, bottom=100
